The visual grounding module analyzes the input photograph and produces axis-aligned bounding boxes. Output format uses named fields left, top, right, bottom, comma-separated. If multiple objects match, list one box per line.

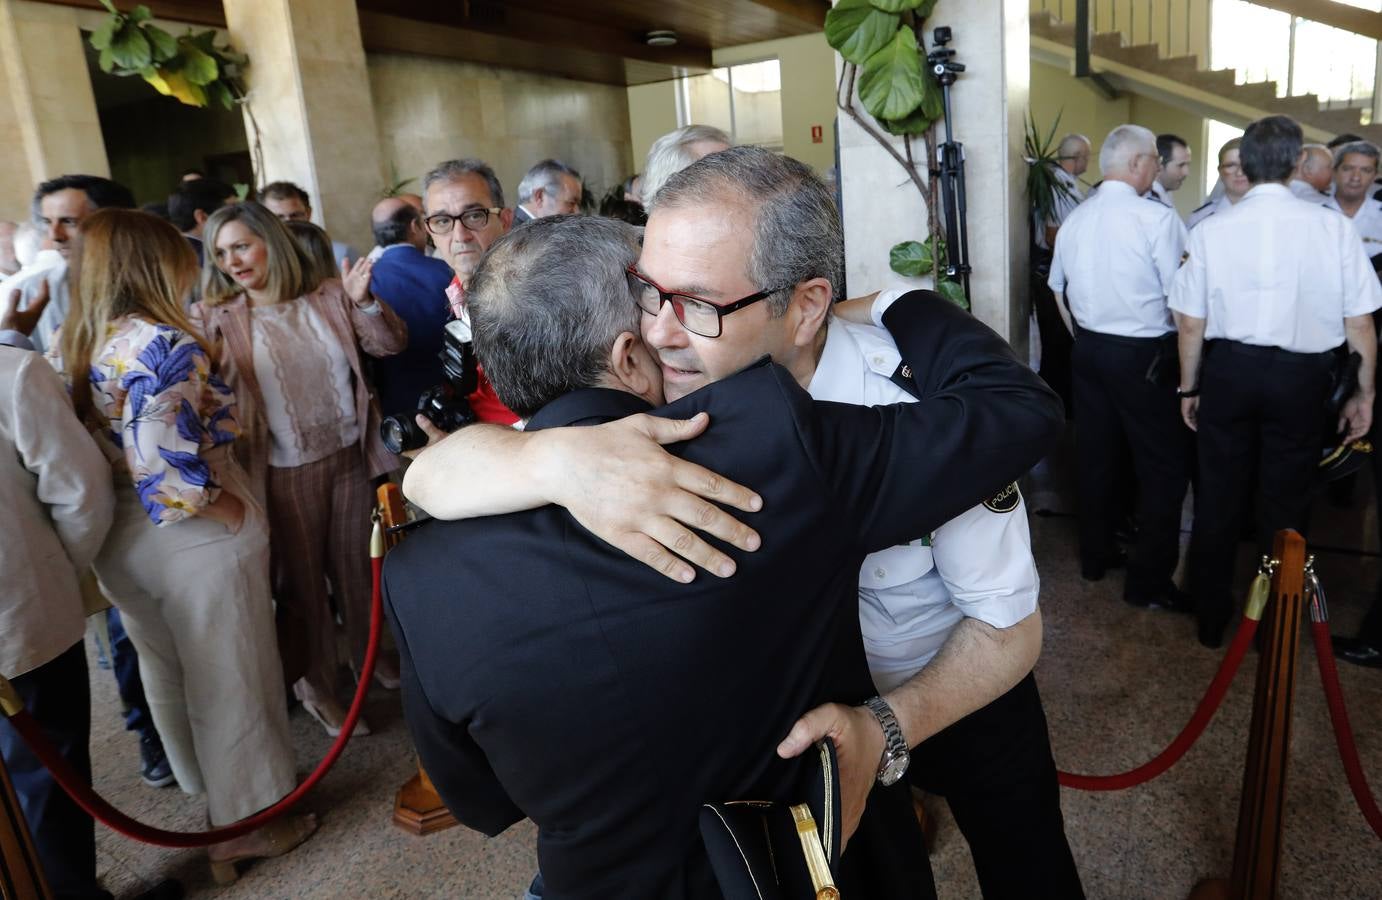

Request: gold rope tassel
left=791, top=804, right=841, bottom=900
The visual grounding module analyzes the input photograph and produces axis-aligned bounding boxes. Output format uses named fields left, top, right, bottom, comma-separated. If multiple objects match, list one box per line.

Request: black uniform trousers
left=1071, top=327, right=1190, bottom=600
left=909, top=673, right=1084, bottom=900
left=1188, top=341, right=1334, bottom=637
left=0, top=642, right=111, bottom=900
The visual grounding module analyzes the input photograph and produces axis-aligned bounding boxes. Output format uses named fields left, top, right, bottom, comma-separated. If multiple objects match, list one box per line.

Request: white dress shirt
left=805, top=290, right=1041, bottom=690
left=1168, top=183, right=1382, bottom=352
left=0, top=348, right=114, bottom=678
left=1047, top=180, right=1188, bottom=338
left=1148, top=179, right=1176, bottom=212
left=1289, top=178, right=1331, bottom=204
left=1326, top=195, right=1382, bottom=259
left=1034, top=166, right=1084, bottom=250
left=1187, top=195, right=1234, bottom=230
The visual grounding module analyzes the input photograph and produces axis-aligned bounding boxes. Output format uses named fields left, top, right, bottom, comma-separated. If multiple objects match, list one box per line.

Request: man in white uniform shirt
left=1035, top=134, right=1090, bottom=250
left=1288, top=142, right=1334, bottom=203
left=1049, top=124, right=1191, bottom=608
left=1326, top=141, right=1382, bottom=263
left=1149, top=133, right=1191, bottom=214
left=1170, top=115, right=1382, bottom=648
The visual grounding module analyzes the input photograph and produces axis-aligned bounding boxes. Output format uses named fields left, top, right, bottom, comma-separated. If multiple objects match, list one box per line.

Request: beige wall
left=626, top=32, right=840, bottom=177
left=1030, top=58, right=1210, bottom=218
left=368, top=53, right=634, bottom=206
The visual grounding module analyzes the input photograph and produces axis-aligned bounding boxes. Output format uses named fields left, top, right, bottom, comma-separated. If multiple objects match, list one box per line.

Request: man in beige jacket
left=0, top=340, right=117, bottom=899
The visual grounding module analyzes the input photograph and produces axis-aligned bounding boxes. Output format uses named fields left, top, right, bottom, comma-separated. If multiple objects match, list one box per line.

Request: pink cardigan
left=191, top=279, right=408, bottom=491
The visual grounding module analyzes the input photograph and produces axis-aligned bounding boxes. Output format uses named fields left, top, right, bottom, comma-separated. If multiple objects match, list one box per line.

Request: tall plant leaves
left=858, top=27, right=925, bottom=121
left=868, top=0, right=938, bottom=12
left=825, top=0, right=900, bottom=65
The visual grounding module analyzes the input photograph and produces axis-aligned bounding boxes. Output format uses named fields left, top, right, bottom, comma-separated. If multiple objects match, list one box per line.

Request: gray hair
left=516, top=159, right=582, bottom=205
left=1056, top=134, right=1091, bottom=160
left=467, top=215, right=642, bottom=418
left=422, top=158, right=505, bottom=210
left=1098, top=124, right=1157, bottom=174
left=11, top=222, right=41, bottom=268
left=1333, top=140, right=1381, bottom=169
left=642, top=124, right=731, bottom=205
left=650, top=145, right=844, bottom=308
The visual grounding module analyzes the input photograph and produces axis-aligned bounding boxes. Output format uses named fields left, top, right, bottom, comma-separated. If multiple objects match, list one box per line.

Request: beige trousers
left=94, top=449, right=296, bottom=825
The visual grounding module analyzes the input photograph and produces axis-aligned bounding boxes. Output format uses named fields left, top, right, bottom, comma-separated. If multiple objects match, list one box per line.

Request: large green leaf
left=144, top=24, right=177, bottom=61
left=937, top=278, right=968, bottom=309
left=824, top=0, right=900, bottom=65
left=179, top=44, right=219, bottom=85
left=889, top=240, right=932, bottom=277
left=89, top=17, right=118, bottom=51
left=129, top=4, right=152, bottom=23
left=97, top=46, right=116, bottom=73
left=207, top=80, right=234, bottom=110
left=880, top=105, right=932, bottom=136
left=858, top=27, right=925, bottom=121
left=108, top=26, right=152, bottom=70
left=98, top=0, right=119, bottom=14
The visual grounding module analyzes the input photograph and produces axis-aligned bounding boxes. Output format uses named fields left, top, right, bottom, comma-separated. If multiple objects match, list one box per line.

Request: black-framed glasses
left=425, top=207, right=502, bottom=236
left=627, top=265, right=790, bottom=339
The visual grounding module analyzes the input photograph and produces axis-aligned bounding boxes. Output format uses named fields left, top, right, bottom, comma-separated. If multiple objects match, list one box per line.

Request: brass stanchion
left=375, top=484, right=460, bottom=836
left=0, top=679, right=52, bottom=900
left=1190, top=530, right=1307, bottom=900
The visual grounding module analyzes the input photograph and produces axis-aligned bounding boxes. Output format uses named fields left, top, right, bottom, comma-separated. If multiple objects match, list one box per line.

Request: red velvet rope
left=1308, top=618, right=1382, bottom=841
left=1057, top=613, right=1259, bottom=791
left=3, top=554, right=384, bottom=848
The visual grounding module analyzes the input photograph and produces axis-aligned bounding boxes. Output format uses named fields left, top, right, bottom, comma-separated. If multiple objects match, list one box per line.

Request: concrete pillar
left=0, top=0, right=109, bottom=220
left=837, top=0, right=1031, bottom=356
left=223, top=0, right=384, bottom=252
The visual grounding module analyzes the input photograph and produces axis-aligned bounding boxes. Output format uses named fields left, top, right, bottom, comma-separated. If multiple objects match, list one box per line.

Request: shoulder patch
left=984, top=482, right=1021, bottom=513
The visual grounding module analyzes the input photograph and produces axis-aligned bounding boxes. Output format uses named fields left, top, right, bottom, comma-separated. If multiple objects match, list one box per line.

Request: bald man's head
left=1296, top=143, right=1334, bottom=192
left=397, top=192, right=424, bottom=212
left=372, top=196, right=426, bottom=250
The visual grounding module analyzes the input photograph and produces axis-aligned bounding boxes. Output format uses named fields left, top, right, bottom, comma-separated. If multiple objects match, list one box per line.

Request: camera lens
left=381, top=414, right=428, bottom=455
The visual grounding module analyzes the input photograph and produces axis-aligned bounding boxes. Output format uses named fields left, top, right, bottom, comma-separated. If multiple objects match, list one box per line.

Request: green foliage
left=857, top=27, right=926, bottom=121
left=868, top=0, right=938, bottom=13
left=889, top=237, right=942, bottom=277
left=87, top=2, right=247, bottom=110
left=936, top=277, right=968, bottom=309
left=1024, top=109, right=1077, bottom=225
left=824, top=0, right=899, bottom=65
left=381, top=161, right=418, bottom=198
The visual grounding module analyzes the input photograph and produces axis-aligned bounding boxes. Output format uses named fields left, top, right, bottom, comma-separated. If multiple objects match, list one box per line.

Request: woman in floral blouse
left=49, top=209, right=313, bottom=883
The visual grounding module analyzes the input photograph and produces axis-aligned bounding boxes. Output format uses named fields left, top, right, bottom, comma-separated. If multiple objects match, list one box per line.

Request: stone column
left=223, top=0, right=385, bottom=252
left=0, top=0, right=109, bottom=220
left=837, top=0, right=1031, bottom=356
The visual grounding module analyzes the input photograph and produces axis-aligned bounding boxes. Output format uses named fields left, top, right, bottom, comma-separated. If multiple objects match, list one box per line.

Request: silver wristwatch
left=863, top=696, right=910, bottom=786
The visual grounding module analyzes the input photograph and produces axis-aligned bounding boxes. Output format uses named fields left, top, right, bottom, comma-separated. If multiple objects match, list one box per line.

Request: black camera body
left=381, top=319, right=479, bottom=454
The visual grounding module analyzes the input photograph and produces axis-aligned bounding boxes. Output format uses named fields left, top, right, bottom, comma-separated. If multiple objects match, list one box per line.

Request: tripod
left=926, top=27, right=971, bottom=302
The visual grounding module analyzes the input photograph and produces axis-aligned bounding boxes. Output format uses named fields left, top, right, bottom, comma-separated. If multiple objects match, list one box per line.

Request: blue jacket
left=367, top=244, right=454, bottom=416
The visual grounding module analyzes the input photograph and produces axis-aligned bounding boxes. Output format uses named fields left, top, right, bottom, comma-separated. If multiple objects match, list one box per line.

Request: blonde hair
left=61, top=209, right=209, bottom=425
left=286, top=219, right=340, bottom=282
left=199, top=200, right=319, bottom=305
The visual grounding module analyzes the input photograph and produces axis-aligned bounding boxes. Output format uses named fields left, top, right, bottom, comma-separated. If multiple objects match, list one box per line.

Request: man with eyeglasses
left=1049, top=124, right=1191, bottom=615
left=420, top=158, right=520, bottom=425
left=403, top=146, right=1080, bottom=899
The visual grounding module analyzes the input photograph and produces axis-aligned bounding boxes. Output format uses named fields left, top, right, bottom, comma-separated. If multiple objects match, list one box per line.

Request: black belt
left=1207, top=339, right=1337, bottom=363
left=1073, top=325, right=1176, bottom=347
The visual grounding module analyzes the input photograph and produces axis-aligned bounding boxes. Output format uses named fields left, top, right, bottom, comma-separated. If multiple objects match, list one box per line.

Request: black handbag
left=699, top=740, right=842, bottom=900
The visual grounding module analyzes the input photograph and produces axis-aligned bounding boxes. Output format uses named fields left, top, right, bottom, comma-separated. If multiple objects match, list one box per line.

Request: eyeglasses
left=425, top=208, right=502, bottom=236
left=627, top=266, right=790, bottom=339
left=1218, top=162, right=1243, bottom=174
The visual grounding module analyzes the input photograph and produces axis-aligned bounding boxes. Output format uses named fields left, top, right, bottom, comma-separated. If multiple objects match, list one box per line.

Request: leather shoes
left=1198, top=619, right=1227, bottom=649
left=1332, top=636, right=1382, bottom=669
left=1082, top=548, right=1128, bottom=582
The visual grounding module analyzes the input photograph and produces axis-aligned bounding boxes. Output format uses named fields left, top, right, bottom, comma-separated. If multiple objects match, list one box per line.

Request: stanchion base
left=392, top=772, right=458, bottom=836
left=1188, top=876, right=1229, bottom=899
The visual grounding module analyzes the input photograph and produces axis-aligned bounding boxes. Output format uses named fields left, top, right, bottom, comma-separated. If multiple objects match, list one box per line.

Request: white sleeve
left=1152, top=209, right=1189, bottom=296
left=1167, top=226, right=1208, bottom=318
left=12, top=353, right=115, bottom=571
left=1047, top=229, right=1068, bottom=293
left=869, top=288, right=914, bottom=329
left=1340, top=219, right=1382, bottom=318
left=928, top=490, right=1040, bottom=630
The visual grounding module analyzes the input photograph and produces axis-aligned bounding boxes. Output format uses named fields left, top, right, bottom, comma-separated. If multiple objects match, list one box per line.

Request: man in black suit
left=385, top=213, right=1063, bottom=899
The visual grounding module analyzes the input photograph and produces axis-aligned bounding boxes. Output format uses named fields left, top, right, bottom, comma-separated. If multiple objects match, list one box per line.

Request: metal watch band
left=863, top=696, right=908, bottom=774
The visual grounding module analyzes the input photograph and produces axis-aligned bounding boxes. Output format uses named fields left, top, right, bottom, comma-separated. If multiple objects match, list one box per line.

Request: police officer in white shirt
left=1326, top=141, right=1382, bottom=264
left=1170, top=115, right=1382, bottom=648
left=1288, top=143, right=1334, bottom=203
left=781, top=287, right=1082, bottom=900
left=1035, top=134, right=1090, bottom=251
left=1149, top=133, right=1192, bottom=216
left=1188, top=138, right=1251, bottom=230
left=1049, top=124, right=1192, bottom=608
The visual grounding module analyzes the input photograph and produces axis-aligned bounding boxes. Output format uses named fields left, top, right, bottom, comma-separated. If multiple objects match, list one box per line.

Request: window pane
left=729, top=60, right=783, bottom=150
left=1211, top=0, right=1291, bottom=92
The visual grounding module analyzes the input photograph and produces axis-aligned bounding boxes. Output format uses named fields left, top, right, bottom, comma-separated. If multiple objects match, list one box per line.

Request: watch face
left=879, top=754, right=910, bottom=787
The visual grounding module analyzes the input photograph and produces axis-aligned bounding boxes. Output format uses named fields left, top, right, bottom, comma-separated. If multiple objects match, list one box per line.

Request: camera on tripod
left=926, top=27, right=965, bottom=82
left=380, top=319, right=478, bottom=454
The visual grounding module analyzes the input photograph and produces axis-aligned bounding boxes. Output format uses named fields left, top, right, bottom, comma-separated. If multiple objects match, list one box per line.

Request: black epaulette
left=1191, top=200, right=1213, bottom=213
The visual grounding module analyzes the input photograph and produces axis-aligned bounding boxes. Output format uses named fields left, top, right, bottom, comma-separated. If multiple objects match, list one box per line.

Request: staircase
left=1029, top=9, right=1382, bottom=145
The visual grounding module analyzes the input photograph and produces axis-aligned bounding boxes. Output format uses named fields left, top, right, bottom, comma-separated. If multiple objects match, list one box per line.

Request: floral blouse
left=49, top=316, right=240, bottom=526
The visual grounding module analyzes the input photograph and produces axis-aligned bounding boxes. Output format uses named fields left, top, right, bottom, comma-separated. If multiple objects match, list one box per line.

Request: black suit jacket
left=385, top=292, right=1063, bottom=899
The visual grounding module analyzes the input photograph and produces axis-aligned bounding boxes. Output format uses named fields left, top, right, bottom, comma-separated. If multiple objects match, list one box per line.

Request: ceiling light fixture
left=645, top=30, right=678, bottom=47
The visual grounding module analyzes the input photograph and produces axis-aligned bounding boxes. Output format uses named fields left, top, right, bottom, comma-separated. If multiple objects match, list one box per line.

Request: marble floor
left=84, top=433, right=1382, bottom=899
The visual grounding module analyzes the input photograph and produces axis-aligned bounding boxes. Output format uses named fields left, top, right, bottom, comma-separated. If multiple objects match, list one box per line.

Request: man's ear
left=786, top=277, right=833, bottom=349
left=499, top=207, right=515, bottom=233
left=193, top=209, right=208, bottom=228
left=608, top=330, right=655, bottom=398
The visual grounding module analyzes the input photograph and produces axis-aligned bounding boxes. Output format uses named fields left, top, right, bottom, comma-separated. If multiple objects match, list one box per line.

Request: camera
left=380, top=319, right=479, bottom=454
